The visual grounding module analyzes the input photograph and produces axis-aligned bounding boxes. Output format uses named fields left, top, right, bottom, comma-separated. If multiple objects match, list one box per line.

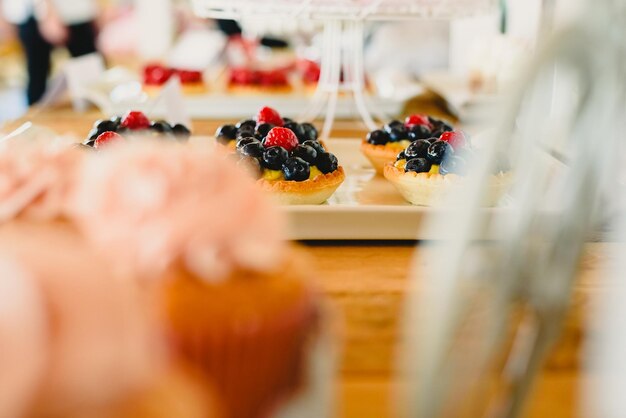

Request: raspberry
left=143, top=64, right=173, bottom=85
left=404, top=114, right=432, bottom=129
left=439, top=131, right=467, bottom=150
left=94, top=131, right=123, bottom=149
left=263, top=127, right=298, bottom=151
left=120, top=111, right=151, bottom=130
left=256, top=106, right=283, bottom=127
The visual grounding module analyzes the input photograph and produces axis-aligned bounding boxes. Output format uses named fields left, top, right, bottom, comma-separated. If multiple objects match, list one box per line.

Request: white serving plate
left=281, top=139, right=511, bottom=240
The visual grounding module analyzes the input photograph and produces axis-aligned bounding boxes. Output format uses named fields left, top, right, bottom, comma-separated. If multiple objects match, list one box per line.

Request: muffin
left=0, top=221, right=220, bottom=418
left=68, top=142, right=330, bottom=418
left=384, top=130, right=510, bottom=206
left=143, top=63, right=208, bottom=95
left=362, top=114, right=454, bottom=175
left=82, top=110, right=192, bottom=148
left=216, top=107, right=344, bottom=205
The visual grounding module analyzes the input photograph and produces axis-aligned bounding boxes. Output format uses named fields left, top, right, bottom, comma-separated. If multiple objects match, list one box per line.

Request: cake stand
left=191, top=0, right=498, bottom=137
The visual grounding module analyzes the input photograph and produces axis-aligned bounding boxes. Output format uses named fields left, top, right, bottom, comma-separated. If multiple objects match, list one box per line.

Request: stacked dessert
left=143, top=63, right=207, bottom=95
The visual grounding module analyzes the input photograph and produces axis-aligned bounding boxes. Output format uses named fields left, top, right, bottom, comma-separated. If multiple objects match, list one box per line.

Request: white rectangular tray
left=281, top=139, right=509, bottom=240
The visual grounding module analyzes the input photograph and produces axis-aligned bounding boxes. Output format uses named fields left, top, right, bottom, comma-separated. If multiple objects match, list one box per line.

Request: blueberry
left=216, top=124, right=237, bottom=144
left=240, top=142, right=265, bottom=158
left=151, top=120, right=173, bottom=134
left=426, top=140, right=453, bottom=164
left=366, top=129, right=390, bottom=145
left=315, top=152, right=338, bottom=174
left=282, top=117, right=295, bottom=125
left=282, top=157, right=310, bottom=181
left=439, top=155, right=467, bottom=175
left=87, top=128, right=99, bottom=141
left=236, top=137, right=261, bottom=150
left=384, top=120, right=403, bottom=133
left=95, top=119, right=119, bottom=133
left=291, top=144, right=318, bottom=164
left=116, top=126, right=130, bottom=135
left=405, top=157, right=432, bottom=173
left=302, top=140, right=325, bottom=154
left=404, top=139, right=431, bottom=159
left=83, top=139, right=96, bottom=147
left=284, top=122, right=306, bottom=142
left=236, top=125, right=255, bottom=138
left=255, top=122, right=274, bottom=138
left=262, top=146, right=289, bottom=170
left=408, top=125, right=432, bottom=141
left=396, top=150, right=406, bottom=161
left=172, top=124, right=191, bottom=139
left=236, top=119, right=256, bottom=130
left=300, top=122, right=318, bottom=142
left=388, top=126, right=409, bottom=142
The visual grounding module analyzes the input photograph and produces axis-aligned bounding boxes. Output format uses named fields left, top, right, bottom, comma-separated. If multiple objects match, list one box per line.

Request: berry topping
left=94, top=131, right=123, bottom=149
left=426, top=140, right=453, bottom=164
left=236, top=137, right=260, bottom=150
left=300, top=123, right=318, bottom=142
left=366, top=129, right=390, bottom=145
left=302, top=140, right=325, bottom=154
left=284, top=122, right=306, bottom=142
left=439, top=131, right=467, bottom=150
left=120, top=111, right=151, bottom=130
left=240, top=142, right=265, bottom=158
left=408, top=124, right=432, bottom=141
left=396, top=150, right=406, bottom=161
left=95, top=119, right=120, bottom=133
left=143, top=64, right=174, bottom=85
left=404, top=114, right=432, bottom=129
left=215, top=124, right=238, bottom=144
left=388, top=126, right=409, bottom=142
left=256, top=106, right=284, bottom=127
left=255, top=123, right=275, bottom=138
left=315, top=152, right=338, bottom=174
left=174, top=69, right=202, bottom=84
left=404, top=139, right=432, bottom=159
left=236, top=119, right=257, bottom=131
left=439, top=155, right=468, bottom=176
left=262, top=146, right=289, bottom=170
left=236, top=125, right=255, bottom=139
left=282, top=157, right=310, bottom=181
left=172, top=124, right=191, bottom=139
left=151, top=120, right=173, bottom=134
left=263, top=127, right=299, bottom=151
left=405, top=157, right=432, bottom=173
left=384, top=120, right=404, bottom=133
left=291, top=144, right=318, bottom=164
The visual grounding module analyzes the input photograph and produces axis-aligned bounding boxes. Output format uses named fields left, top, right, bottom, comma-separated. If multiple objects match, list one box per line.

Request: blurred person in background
left=1, top=0, right=98, bottom=105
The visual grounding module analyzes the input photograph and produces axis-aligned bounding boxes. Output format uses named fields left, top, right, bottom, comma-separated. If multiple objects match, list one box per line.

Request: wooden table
left=5, top=100, right=600, bottom=418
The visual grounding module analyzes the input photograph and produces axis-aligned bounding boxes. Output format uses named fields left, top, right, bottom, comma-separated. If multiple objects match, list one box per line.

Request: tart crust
left=361, top=141, right=407, bottom=176
left=383, top=163, right=510, bottom=206
left=258, top=166, right=345, bottom=205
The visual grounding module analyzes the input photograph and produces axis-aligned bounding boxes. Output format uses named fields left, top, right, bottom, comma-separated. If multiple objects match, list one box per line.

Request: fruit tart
left=361, top=114, right=454, bottom=175
left=384, top=130, right=510, bottom=206
left=143, top=63, right=207, bottom=95
left=82, top=111, right=192, bottom=149
left=227, top=67, right=292, bottom=95
left=218, top=107, right=345, bottom=205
